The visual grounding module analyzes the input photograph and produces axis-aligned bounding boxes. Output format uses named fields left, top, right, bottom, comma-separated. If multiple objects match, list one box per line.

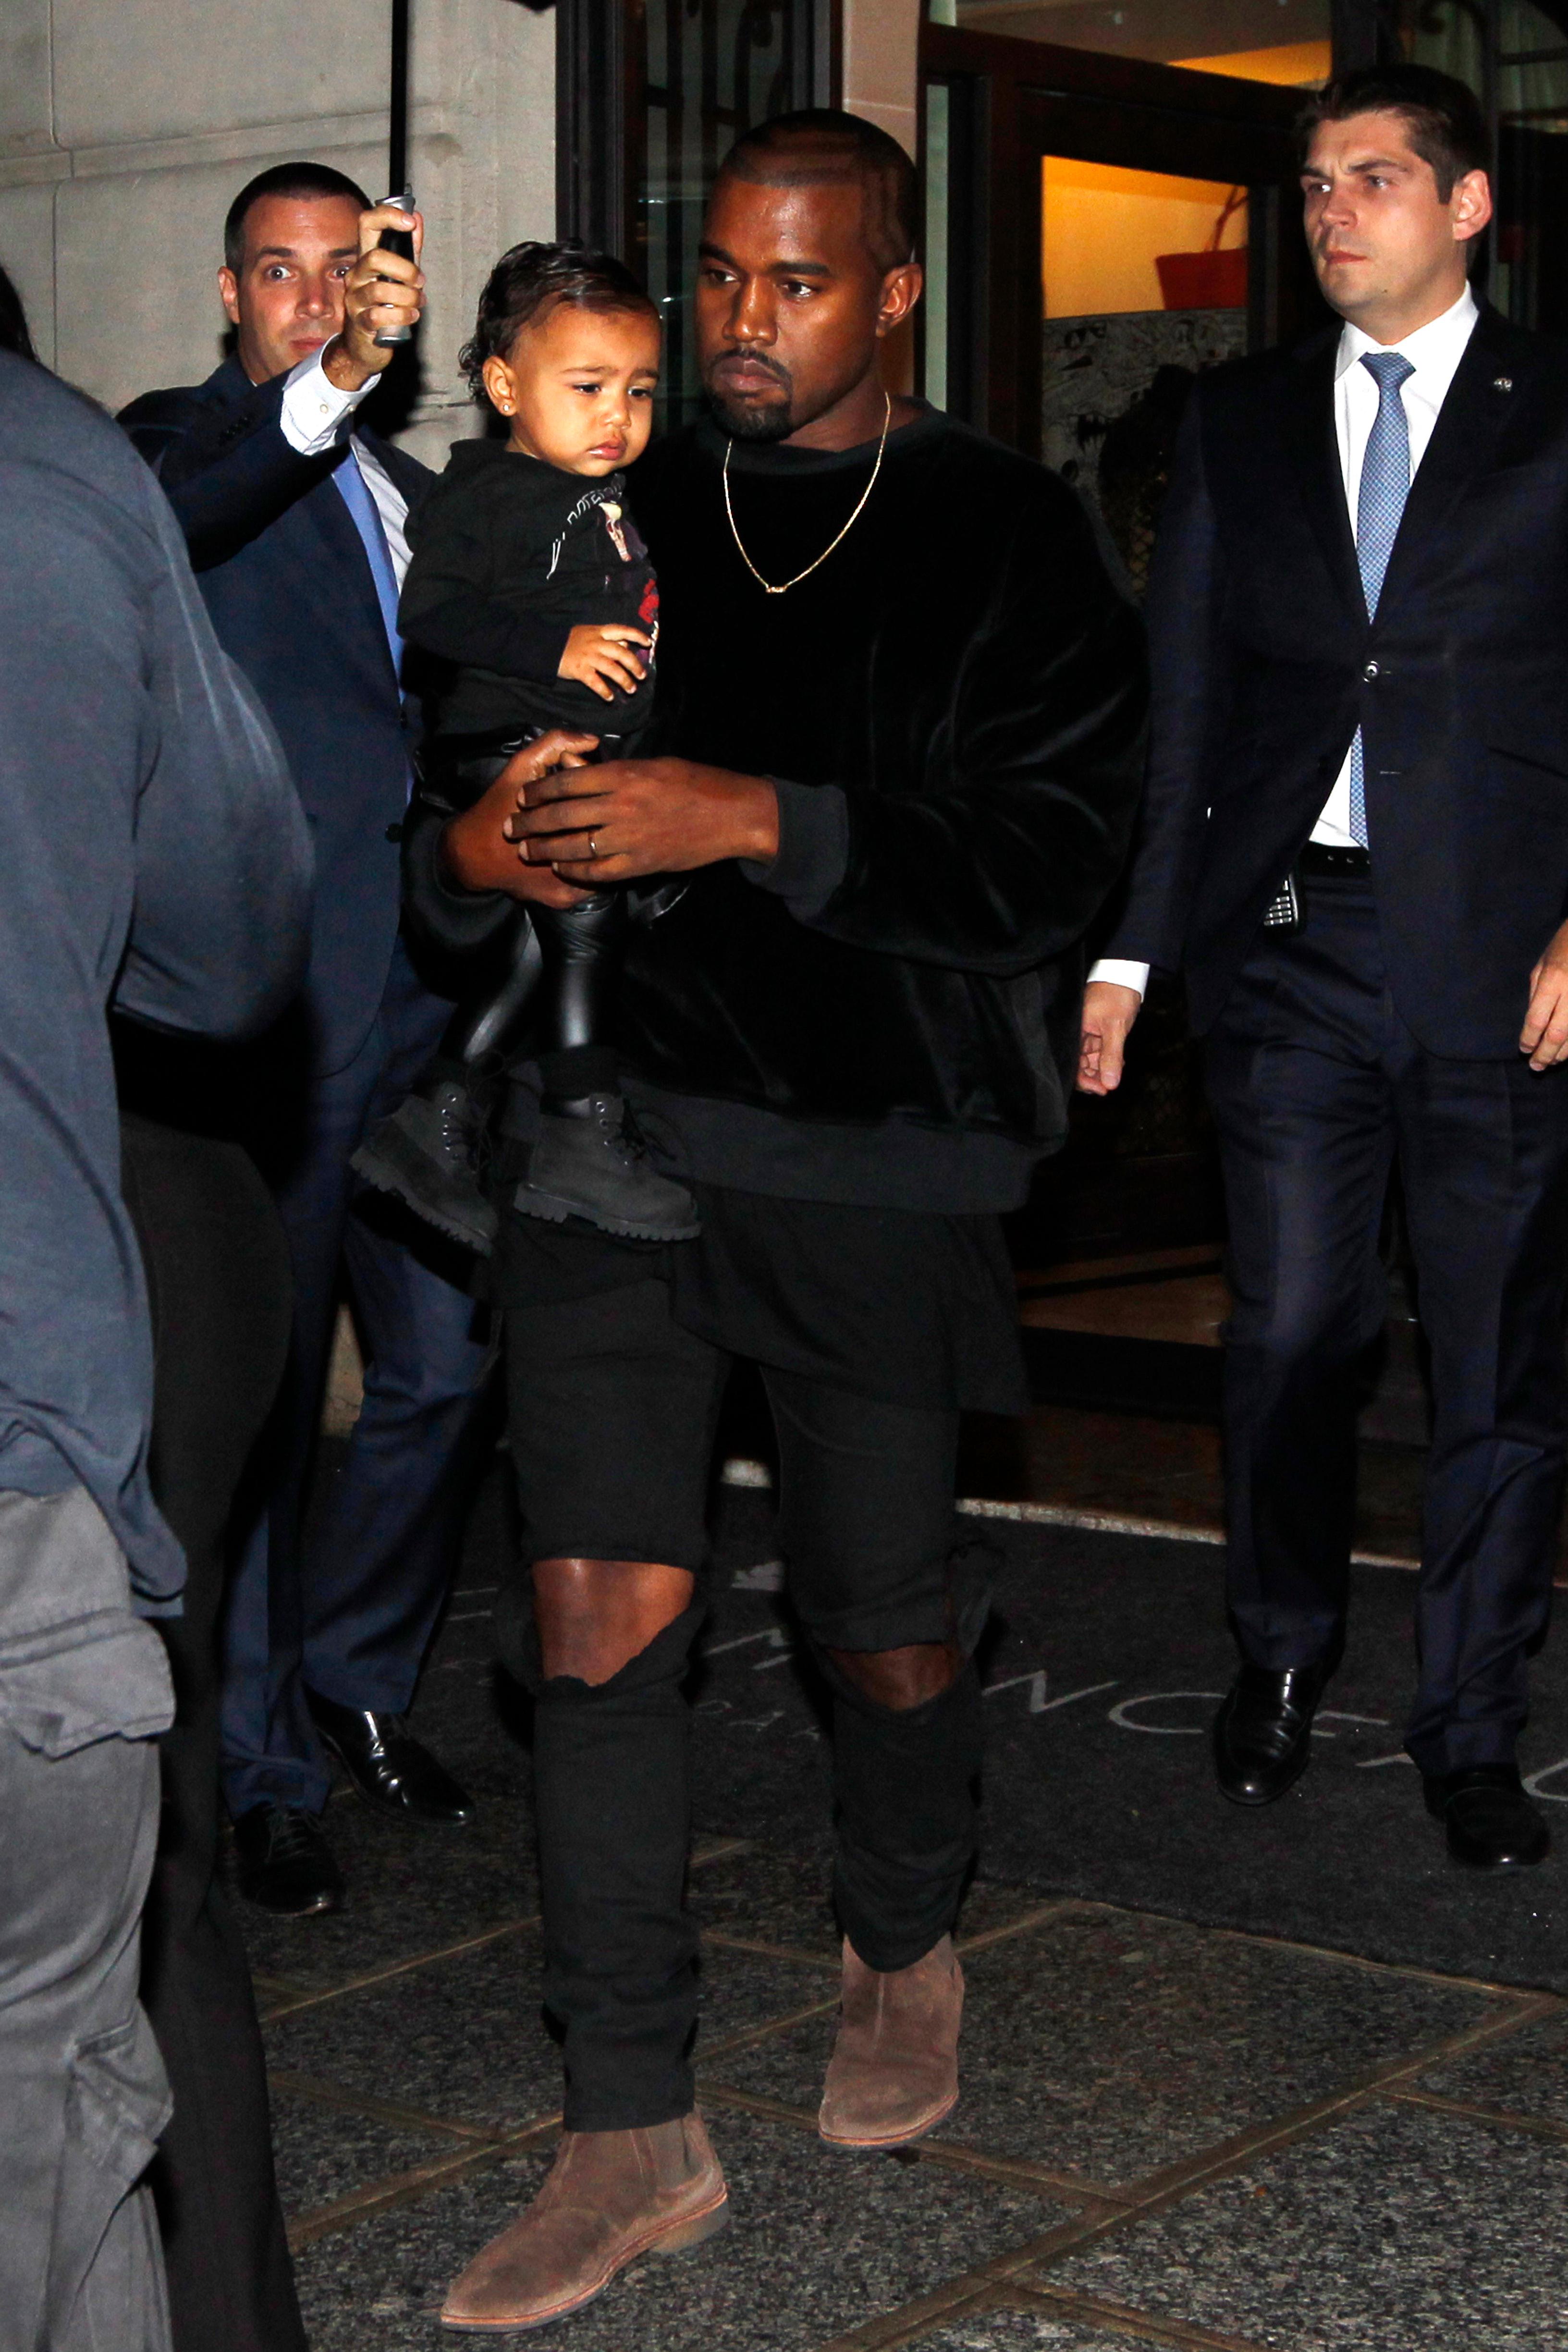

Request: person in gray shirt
left=0, top=346, right=310, bottom=2352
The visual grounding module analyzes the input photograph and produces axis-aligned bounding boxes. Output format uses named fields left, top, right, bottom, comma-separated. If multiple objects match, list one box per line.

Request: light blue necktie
left=1348, top=351, right=1415, bottom=847
left=333, top=445, right=404, bottom=686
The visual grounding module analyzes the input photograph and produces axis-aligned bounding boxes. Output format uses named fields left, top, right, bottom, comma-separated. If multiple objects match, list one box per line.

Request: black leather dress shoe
left=1424, top=1764, right=1550, bottom=1868
left=307, top=1689, right=477, bottom=1828
left=232, top=1803, right=344, bottom=1916
left=1213, top=1655, right=1337, bottom=1806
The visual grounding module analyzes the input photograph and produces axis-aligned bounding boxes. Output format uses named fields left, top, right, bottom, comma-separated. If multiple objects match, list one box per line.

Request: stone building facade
left=0, top=0, right=555, bottom=466
left=1, top=0, right=911, bottom=459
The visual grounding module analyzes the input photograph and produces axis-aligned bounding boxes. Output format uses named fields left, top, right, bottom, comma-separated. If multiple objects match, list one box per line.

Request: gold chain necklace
left=722, top=392, right=892, bottom=595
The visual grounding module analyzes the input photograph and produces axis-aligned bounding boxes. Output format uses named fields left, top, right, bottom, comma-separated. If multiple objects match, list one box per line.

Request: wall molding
left=0, top=103, right=457, bottom=192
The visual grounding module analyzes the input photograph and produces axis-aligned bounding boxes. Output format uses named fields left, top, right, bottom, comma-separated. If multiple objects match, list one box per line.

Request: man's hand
left=322, top=204, right=426, bottom=393
left=1077, top=980, right=1143, bottom=1095
left=558, top=624, right=653, bottom=702
left=505, top=755, right=780, bottom=883
left=440, top=732, right=601, bottom=906
left=1521, top=919, right=1568, bottom=1070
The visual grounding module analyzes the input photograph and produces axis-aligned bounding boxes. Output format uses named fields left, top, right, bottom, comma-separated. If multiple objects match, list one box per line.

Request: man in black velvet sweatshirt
left=405, top=111, right=1147, bottom=2332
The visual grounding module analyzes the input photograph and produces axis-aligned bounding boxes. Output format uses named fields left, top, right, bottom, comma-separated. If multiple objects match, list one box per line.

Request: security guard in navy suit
left=122, top=165, right=492, bottom=1924
left=1080, top=66, right=1568, bottom=1871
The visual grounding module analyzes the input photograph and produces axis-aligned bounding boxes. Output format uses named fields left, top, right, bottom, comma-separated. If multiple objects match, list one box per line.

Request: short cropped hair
left=1300, top=63, right=1490, bottom=200
left=223, top=162, right=371, bottom=272
left=718, top=110, right=918, bottom=275
left=458, top=241, right=658, bottom=404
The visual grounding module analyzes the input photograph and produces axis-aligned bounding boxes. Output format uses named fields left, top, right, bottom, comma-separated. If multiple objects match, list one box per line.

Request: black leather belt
left=1299, top=842, right=1371, bottom=877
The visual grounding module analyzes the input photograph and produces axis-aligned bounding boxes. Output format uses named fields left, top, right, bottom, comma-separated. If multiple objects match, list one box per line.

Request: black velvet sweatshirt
left=404, top=403, right=1148, bottom=1213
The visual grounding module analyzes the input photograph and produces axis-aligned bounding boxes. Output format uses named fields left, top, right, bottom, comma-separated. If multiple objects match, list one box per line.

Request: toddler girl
left=353, top=241, right=697, bottom=1252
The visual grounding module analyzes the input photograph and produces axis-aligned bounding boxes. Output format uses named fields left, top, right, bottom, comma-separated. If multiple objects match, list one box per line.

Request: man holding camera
left=122, top=166, right=491, bottom=1922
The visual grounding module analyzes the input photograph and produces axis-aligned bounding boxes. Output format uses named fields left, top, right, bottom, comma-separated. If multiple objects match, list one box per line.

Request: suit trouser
left=120, top=1115, right=307, bottom=2352
left=222, top=939, right=497, bottom=1819
left=1205, top=873, right=1568, bottom=1774
left=0, top=1487, right=175, bottom=2352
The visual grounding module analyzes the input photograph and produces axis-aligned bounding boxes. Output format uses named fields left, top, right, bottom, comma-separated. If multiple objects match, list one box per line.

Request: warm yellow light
left=1042, top=158, right=1246, bottom=318
left=1172, top=40, right=1332, bottom=84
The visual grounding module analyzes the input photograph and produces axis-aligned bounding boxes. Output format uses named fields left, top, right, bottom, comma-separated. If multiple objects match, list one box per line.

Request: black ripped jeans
left=502, top=1268, right=990, bottom=2132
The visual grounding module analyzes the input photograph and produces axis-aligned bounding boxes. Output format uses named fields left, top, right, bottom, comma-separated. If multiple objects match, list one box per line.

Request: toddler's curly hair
left=459, top=241, right=659, bottom=406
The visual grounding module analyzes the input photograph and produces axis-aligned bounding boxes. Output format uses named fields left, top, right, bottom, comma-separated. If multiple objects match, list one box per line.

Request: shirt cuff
left=279, top=349, right=372, bottom=457
left=738, top=779, right=850, bottom=919
left=1088, top=958, right=1149, bottom=1000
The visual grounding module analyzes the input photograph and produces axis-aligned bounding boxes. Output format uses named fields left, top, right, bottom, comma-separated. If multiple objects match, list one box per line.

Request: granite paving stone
left=266, top=2091, right=463, bottom=2222
left=698, top=1945, right=845, bottom=2052
left=711, top=1907, right=1494, bottom=2189
left=686, top=1841, right=842, bottom=1959
left=291, top=2110, right=1054, bottom=2352
left=241, top=1801, right=540, bottom=2006
left=952, top=1882, right=1086, bottom=1950
left=1044, top=2100, right=1568, bottom=2350
left=924, top=2315, right=1161, bottom=2352
left=1413, top=2001, right=1568, bottom=2128
left=264, top=1928, right=558, bottom=2132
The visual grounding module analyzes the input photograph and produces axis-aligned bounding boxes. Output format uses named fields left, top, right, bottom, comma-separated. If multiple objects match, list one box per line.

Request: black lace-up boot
left=352, top=1070, right=498, bottom=1254
left=514, top=1094, right=700, bottom=1243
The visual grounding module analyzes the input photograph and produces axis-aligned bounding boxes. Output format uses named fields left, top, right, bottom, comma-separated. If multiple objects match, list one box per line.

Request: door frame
left=919, top=24, right=1315, bottom=452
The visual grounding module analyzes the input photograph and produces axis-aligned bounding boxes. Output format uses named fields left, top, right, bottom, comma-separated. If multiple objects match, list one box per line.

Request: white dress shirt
left=278, top=348, right=412, bottom=590
left=1090, top=285, right=1481, bottom=1003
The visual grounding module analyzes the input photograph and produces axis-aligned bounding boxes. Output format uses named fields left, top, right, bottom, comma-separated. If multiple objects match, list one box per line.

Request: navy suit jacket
left=120, top=355, right=431, bottom=1075
left=1104, top=304, right=1568, bottom=1057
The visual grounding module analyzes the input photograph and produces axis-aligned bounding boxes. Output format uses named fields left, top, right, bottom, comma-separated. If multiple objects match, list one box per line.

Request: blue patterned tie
left=333, top=445, right=404, bottom=685
left=1348, top=351, right=1415, bottom=847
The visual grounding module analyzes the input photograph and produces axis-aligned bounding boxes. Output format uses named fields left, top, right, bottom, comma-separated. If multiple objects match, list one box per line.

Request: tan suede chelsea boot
left=818, top=1933, right=964, bottom=2149
left=440, top=2112, right=728, bottom=2331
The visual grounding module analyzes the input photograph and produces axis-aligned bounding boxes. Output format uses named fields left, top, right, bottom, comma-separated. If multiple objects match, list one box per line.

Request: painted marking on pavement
left=1108, top=1691, right=1225, bottom=1734
left=984, top=1672, right=1119, bottom=1716
left=702, top=1628, right=789, bottom=1660
left=1524, top=1755, right=1568, bottom=1802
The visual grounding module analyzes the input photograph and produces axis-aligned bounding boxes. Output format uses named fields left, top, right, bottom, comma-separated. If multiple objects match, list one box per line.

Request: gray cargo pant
left=0, top=1486, right=176, bottom=2352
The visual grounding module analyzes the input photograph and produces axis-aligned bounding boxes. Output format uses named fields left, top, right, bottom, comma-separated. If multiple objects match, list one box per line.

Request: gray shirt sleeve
left=113, top=465, right=313, bottom=1039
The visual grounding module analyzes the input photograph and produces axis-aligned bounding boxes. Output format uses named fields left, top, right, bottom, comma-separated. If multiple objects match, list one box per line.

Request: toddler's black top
left=398, top=438, right=658, bottom=739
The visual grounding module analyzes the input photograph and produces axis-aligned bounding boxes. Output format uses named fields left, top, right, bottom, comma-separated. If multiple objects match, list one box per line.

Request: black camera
left=373, top=191, right=416, bottom=348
